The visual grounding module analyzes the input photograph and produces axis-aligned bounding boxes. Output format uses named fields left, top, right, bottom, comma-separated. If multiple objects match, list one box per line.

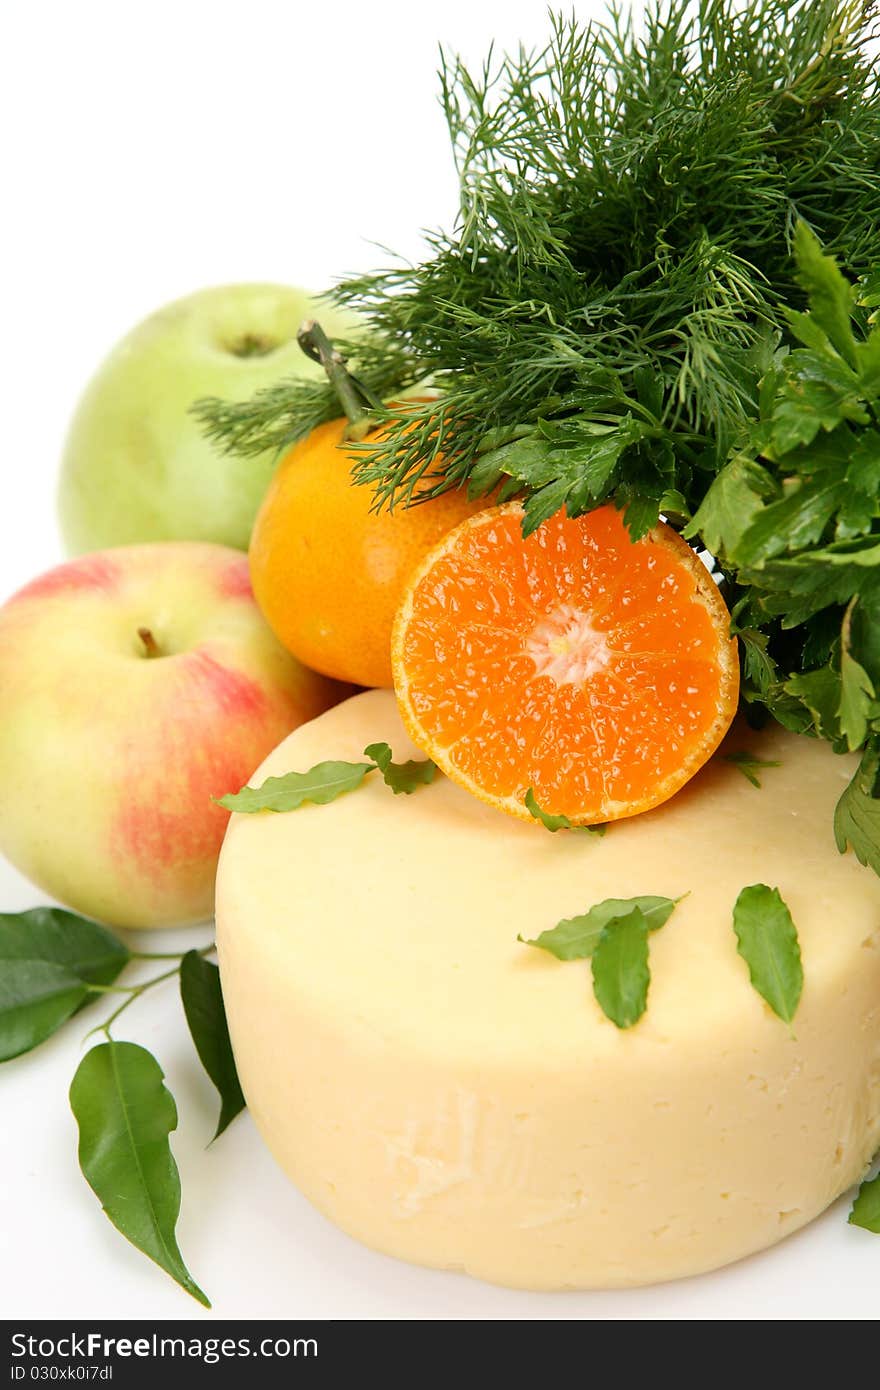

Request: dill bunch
left=196, top=0, right=880, bottom=536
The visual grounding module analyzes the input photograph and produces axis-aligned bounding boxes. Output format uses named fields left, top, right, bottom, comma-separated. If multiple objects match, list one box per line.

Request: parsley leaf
left=838, top=599, right=876, bottom=751
left=784, top=665, right=844, bottom=741
left=524, top=788, right=605, bottom=835
left=723, top=751, right=782, bottom=788
left=791, top=219, right=858, bottom=369
left=769, top=352, right=866, bottom=454
left=685, top=455, right=774, bottom=556
left=696, top=226, right=880, bottom=873
left=834, top=745, right=880, bottom=876
left=737, top=627, right=778, bottom=699
left=849, top=1169, right=880, bottom=1234
left=732, top=884, right=803, bottom=1023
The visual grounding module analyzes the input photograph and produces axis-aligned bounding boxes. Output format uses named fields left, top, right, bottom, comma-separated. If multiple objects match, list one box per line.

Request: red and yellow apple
left=0, top=543, right=345, bottom=928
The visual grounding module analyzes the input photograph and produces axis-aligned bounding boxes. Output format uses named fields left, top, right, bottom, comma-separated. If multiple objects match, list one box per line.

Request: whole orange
left=249, top=415, right=489, bottom=687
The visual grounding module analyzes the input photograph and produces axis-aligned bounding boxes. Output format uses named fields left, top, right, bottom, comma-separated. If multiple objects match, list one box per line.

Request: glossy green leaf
left=0, top=909, right=131, bottom=1061
left=363, top=742, right=436, bottom=795
left=732, top=884, right=803, bottom=1023
left=0, top=960, right=89, bottom=1061
left=216, top=759, right=374, bottom=813
left=0, top=907, right=130, bottom=986
left=590, top=908, right=651, bottom=1029
left=70, top=1041, right=209, bottom=1307
left=180, top=952, right=245, bottom=1140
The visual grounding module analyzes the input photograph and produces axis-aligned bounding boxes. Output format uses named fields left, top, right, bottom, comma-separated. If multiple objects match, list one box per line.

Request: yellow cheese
left=216, top=689, right=880, bottom=1289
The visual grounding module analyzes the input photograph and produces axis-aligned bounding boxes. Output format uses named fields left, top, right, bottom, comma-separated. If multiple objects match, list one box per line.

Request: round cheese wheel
left=216, top=690, right=880, bottom=1289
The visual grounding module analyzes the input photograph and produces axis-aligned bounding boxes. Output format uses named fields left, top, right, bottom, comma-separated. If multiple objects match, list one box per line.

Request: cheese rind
left=216, top=690, right=880, bottom=1288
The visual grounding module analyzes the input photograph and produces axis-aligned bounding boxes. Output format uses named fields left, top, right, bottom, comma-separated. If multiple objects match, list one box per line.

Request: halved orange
left=392, top=502, right=739, bottom=825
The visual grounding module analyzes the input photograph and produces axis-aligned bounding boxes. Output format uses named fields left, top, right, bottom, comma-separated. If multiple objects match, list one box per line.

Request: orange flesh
left=393, top=503, right=740, bottom=824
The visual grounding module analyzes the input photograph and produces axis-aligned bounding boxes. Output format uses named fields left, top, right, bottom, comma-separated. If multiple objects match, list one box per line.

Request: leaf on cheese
left=522, top=895, right=680, bottom=1029
left=217, top=744, right=436, bottom=812
left=524, top=789, right=605, bottom=835
left=217, top=759, right=377, bottom=813
left=363, top=742, right=436, bottom=795
left=520, top=896, right=677, bottom=960
left=732, top=884, right=803, bottom=1023
left=590, top=907, right=651, bottom=1029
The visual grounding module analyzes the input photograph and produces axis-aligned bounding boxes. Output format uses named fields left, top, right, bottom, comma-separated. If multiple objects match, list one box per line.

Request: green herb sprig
left=196, top=0, right=880, bottom=540
left=0, top=907, right=245, bottom=1307
left=693, top=227, right=880, bottom=869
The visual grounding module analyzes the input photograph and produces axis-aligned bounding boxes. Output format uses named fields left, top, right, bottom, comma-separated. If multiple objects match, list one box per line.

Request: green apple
left=0, top=543, right=346, bottom=927
left=58, top=284, right=356, bottom=554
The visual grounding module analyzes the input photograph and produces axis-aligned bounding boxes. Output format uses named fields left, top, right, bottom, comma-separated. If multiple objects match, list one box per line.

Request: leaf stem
left=131, top=947, right=216, bottom=961
left=87, top=945, right=216, bottom=1040
left=85, top=982, right=145, bottom=995
left=137, top=627, right=162, bottom=659
left=296, top=319, right=383, bottom=441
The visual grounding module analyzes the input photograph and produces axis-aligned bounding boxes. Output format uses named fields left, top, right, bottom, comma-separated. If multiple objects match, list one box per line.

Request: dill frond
left=196, top=0, right=880, bottom=531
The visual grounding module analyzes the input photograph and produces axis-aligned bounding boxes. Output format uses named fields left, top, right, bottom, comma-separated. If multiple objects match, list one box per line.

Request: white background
left=1, top=0, right=877, bottom=1321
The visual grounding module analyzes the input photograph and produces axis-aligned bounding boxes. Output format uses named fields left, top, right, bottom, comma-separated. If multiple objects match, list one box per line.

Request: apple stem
left=297, top=320, right=384, bottom=442
left=137, top=626, right=162, bottom=659
left=228, top=332, right=274, bottom=358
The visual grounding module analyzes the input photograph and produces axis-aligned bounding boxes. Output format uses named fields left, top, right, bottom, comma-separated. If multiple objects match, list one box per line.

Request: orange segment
left=392, top=502, right=739, bottom=825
